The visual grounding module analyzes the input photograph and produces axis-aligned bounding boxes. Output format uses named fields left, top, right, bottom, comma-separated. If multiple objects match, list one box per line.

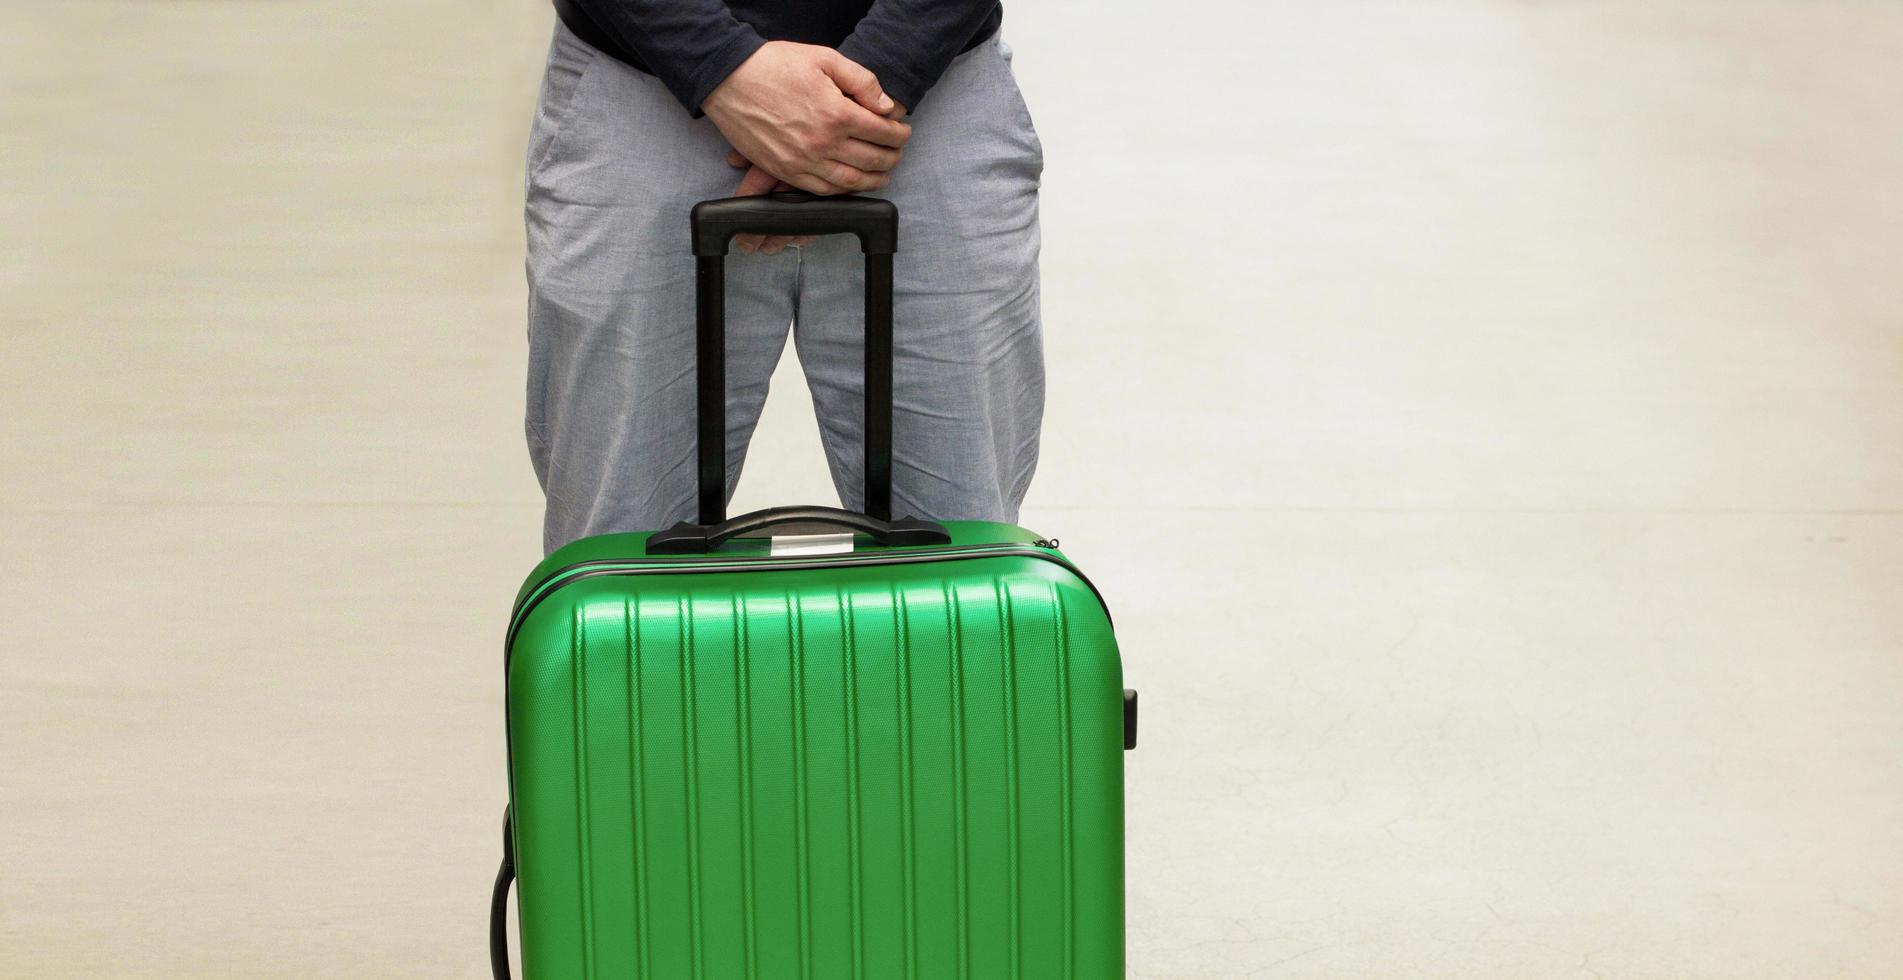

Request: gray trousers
left=525, top=22, right=1046, bottom=554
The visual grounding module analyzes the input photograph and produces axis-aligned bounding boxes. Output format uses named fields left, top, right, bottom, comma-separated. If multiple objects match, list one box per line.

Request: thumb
left=820, top=51, right=895, bottom=116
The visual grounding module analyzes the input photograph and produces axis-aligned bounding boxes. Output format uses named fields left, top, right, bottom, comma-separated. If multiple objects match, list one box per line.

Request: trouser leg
left=792, top=34, right=1046, bottom=523
left=524, top=23, right=800, bottom=553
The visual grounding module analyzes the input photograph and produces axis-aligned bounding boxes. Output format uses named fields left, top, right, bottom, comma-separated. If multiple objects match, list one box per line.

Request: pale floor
left=3, top=2, right=1900, bottom=977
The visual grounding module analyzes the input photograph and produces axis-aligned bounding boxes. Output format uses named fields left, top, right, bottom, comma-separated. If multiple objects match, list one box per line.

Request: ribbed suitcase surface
left=505, top=526, right=1125, bottom=978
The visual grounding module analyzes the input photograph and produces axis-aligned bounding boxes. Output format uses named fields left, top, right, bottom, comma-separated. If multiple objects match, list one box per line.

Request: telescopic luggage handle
left=689, top=191, right=899, bottom=525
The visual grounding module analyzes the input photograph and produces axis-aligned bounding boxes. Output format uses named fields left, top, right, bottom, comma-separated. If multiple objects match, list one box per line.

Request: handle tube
left=863, top=252, right=893, bottom=521
left=647, top=505, right=949, bottom=555
left=695, top=255, right=727, bottom=526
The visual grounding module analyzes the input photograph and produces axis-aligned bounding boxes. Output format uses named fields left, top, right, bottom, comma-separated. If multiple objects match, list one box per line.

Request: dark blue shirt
left=553, top=0, right=1003, bottom=115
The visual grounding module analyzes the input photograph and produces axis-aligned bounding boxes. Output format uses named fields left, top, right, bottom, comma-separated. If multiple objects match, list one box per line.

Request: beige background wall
left=4, top=1, right=1900, bottom=976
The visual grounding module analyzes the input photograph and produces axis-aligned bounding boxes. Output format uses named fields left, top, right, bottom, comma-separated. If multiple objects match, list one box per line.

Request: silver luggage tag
left=768, top=532, right=856, bottom=557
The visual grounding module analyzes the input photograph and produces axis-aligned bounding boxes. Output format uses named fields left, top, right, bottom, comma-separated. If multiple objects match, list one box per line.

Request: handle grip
left=691, top=191, right=898, bottom=256
left=647, top=505, right=950, bottom=555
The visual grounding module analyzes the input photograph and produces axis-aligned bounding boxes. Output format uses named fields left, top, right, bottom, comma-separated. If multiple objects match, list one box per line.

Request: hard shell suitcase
left=492, top=194, right=1133, bottom=978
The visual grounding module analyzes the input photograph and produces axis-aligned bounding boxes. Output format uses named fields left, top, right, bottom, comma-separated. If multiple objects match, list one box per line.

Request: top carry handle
left=689, top=191, right=900, bottom=525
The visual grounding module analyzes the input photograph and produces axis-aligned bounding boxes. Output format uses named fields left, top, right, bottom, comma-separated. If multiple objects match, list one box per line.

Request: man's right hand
left=702, top=41, right=911, bottom=196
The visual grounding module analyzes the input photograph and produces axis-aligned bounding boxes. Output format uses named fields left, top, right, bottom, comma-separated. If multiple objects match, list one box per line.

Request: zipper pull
left=1031, top=538, right=1060, bottom=549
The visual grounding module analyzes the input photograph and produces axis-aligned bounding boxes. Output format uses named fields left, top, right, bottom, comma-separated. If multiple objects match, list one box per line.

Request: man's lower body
left=525, top=22, right=1045, bottom=554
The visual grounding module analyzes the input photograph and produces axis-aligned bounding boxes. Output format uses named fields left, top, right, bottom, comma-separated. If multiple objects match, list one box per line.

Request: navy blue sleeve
left=561, top=0, right=766, bottom=113
left=836, top=1, right=1001, bottom=113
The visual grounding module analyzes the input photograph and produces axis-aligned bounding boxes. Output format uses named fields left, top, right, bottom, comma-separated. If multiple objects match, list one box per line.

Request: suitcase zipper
left=506, top=543, right=1106, bottom=659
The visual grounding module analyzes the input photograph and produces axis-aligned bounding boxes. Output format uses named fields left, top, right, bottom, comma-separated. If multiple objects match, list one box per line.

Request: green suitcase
left=492, top=194, right=1132, bottom=979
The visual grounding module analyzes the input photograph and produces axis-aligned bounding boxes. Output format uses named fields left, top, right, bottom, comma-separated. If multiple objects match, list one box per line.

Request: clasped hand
left=703, top=41, right=910, bottom=254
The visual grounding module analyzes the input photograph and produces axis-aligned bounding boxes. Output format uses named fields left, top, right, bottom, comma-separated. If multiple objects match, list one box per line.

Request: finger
left=820, top=51, right=894, bottom=116
left=842, top=110, right=911, bottom=149
left=726, top=149, right=749, bottom=168
left=782, top=171, right=855, bottom=196
left=793, top=235, right=818, bottom=248
left=811, top=159, right=890, bottom=194
left=731, top=165, right=782, bottom=254
left=759, top=235, right=796, bottom=255
left=832, top=137, right=902, bottom=174
left=734, top=164, right=779, bottom=197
